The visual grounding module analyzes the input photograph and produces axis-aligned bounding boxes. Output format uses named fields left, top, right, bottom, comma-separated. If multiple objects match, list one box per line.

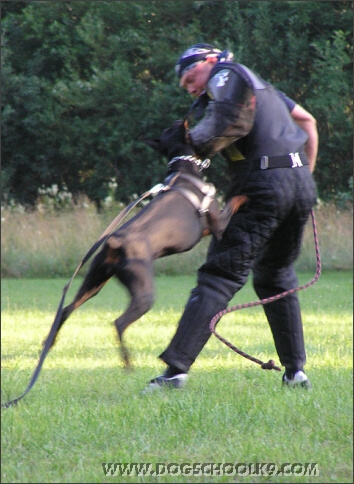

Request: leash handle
left=209, top=208, right=321, bottom=370
left=2, top=287, right=67, bottom=408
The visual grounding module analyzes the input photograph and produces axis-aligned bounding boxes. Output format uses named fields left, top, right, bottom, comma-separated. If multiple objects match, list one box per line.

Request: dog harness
left=157, top=155, right=217, bottom=216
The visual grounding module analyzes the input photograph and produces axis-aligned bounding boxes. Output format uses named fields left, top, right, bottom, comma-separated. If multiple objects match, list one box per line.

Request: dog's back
left=107, top=186, right=205, bottom=259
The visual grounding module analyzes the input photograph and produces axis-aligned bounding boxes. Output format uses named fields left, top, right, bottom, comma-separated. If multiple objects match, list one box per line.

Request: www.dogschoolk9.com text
left=102, top=462, right=319, bottom=477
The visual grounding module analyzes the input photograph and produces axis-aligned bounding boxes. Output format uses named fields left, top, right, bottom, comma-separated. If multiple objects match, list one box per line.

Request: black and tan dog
left=51, top=122, right=247, bottom=366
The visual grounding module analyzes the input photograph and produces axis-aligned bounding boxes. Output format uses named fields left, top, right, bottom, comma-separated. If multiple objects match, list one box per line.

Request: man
left=146, top=43, right=318, bottom=391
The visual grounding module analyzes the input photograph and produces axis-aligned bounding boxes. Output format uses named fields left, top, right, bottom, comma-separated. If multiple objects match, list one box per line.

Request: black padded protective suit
left=160, top=62, right=317, bottom=373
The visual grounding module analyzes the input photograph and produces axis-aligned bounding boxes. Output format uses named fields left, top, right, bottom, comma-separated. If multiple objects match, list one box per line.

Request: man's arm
left=189, top=69, right=256, bottom=158
left=290, top=104, right=318, bottom=173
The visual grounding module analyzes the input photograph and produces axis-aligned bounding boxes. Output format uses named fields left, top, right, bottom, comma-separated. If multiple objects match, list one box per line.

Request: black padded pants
left=159, top=166, right=317, bottom=373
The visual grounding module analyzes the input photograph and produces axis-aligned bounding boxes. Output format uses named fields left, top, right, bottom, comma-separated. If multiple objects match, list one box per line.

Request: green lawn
left=1, top=272, right=352, bottom=483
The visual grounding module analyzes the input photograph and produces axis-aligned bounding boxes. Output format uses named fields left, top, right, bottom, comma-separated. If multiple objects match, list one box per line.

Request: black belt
left=256, top=153, right=309, bottom=170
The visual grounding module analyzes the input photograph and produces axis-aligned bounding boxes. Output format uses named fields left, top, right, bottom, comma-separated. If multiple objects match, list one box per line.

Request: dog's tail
left=100, top=235, right=125, bottom=267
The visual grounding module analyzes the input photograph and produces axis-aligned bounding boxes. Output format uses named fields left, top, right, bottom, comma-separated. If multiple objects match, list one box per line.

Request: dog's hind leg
left=113, top=259, right=155, bottom=368
left=49, top=247, right=116, bottom=347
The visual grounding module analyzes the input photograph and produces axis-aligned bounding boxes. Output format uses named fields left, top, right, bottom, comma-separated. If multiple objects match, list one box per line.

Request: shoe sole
left=282, top=380, right=312, bottom=389
left=142, top=374, right=188, bottom=394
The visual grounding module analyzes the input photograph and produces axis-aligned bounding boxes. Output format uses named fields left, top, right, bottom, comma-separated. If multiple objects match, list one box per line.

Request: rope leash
left=1, top=183, right=170, bottom=409
left=209, top=208, right=321, bottom=372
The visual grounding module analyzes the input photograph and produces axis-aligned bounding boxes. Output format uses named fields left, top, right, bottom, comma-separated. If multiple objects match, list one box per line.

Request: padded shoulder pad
left=207, top=68, right=251, bottom=104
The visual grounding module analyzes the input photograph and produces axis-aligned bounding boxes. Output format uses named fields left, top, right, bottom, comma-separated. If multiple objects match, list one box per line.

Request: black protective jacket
left=189, top=62, right=309, bottom=195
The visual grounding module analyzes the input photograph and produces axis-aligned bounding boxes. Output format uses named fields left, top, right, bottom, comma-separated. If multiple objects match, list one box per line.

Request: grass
left=1, top=202, right=353, bottom=278
left=1, top=271, right=353, bottom=483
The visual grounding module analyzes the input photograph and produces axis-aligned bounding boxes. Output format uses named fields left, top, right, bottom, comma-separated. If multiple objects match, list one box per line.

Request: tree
left=1, top=1, right=352, bottom=209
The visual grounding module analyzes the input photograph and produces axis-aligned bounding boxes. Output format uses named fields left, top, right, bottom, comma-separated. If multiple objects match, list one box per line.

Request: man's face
left=179, top=60, right=215, bottom=97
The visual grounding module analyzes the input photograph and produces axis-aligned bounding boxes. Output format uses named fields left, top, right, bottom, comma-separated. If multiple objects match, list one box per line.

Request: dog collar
left=168, top=155, right=211, bottom=171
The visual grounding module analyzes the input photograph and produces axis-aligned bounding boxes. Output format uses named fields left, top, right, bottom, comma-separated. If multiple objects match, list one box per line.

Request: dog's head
left=145, top=120, right=191, bottom=159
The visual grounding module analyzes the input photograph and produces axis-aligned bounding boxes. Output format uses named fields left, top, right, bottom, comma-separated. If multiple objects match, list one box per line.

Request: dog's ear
left=143, top=120, right=186, bottom=157
left=143, top=138, right=162, bottom=152
left=159, top=120, right=186, bottom=148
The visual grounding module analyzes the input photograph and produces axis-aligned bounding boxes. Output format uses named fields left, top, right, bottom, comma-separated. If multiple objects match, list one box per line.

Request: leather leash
left=1, top=183, right=171, bottom=408
left=2, top=170, right=214, bottom=409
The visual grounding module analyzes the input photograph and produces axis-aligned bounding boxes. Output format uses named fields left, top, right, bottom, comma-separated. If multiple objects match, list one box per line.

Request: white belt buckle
left=260, top=156, right=269, bottom=169
left=290, top=152, right=303, bottom=168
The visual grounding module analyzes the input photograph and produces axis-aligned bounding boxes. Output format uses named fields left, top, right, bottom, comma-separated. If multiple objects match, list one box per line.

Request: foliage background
left=1, top=1, right=353, bottom=209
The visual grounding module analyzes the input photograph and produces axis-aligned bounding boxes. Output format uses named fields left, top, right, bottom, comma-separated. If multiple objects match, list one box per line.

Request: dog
left=50, top=121, right=248, bottom=366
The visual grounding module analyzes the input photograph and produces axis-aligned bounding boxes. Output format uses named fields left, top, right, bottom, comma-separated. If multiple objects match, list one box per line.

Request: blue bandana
left=175, top=44, right=222, bottom=79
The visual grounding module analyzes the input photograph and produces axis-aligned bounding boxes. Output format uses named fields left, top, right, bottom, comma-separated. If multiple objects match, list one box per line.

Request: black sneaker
left=143, top=373, right=188, bottom=393
left=282, top=370, right=312, bottom=389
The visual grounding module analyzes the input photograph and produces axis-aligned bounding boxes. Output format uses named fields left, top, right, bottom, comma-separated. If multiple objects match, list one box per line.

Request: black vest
left=210, top=62, right=308, bottom=162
